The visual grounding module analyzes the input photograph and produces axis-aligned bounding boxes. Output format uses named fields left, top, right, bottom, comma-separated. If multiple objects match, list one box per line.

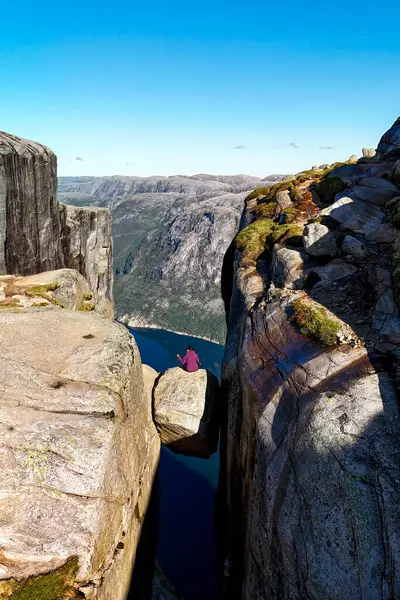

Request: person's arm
left=177, top=353, right=187, bottom=365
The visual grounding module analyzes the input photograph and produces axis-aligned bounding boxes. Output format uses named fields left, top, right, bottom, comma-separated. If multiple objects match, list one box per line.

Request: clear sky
left=1, top=0, right=399, bottom=177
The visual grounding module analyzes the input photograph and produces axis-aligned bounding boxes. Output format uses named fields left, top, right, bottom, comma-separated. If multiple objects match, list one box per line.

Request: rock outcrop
left=0, top=132, right=113, bottom=314
left=218, top=119, right=400, bottom=600
left=376, top=117, right=400, bottom=159
left=0, top=268, right=109, bottom=316
left=153, top=367, right=220, bottom=458
left=0, top=305, right=160, bottom=599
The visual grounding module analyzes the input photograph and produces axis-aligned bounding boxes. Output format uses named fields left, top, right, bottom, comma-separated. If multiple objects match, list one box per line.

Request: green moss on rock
left=292, top=298, right=340, bottom=346
left=316, top=176, right=348, bottom=204
left=255, top=201, right=277, bottom=219
left=79, top=302, right=95, bottom=312
left=1, top=557, right=79, bottom=600
left=235, top=219, right=275, bottom=265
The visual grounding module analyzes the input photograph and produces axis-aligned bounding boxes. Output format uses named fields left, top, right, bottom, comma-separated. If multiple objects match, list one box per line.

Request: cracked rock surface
left=0, top=308, right=160, bottom=599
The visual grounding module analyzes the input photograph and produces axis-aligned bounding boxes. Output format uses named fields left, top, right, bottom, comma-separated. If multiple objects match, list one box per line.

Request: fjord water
left=130, top=327, right=224, bottom=600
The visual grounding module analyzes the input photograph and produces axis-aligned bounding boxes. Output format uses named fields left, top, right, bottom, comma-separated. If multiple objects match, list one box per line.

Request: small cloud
left=75, top=156, right=83, bottom=161
left=233, top=145, right=246, bottom=150
left=319, top=145, right=336, bottom=150
left=287, top=142, right=299, bottom=149
left=126, top=162, right=129, bottom=165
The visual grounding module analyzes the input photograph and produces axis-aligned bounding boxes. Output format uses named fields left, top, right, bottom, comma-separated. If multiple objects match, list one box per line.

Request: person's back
left=177, top=346, right=200, bottom=372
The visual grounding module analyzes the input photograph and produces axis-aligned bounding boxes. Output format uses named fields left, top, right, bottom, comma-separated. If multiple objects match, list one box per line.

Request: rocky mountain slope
left=218, top=118, right=400, bottom=599
left=58, top=174, right=289, bottom=342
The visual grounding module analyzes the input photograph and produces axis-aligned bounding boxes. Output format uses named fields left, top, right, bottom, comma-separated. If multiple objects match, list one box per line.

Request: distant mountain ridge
left=58, top=173, right=289, bottom=342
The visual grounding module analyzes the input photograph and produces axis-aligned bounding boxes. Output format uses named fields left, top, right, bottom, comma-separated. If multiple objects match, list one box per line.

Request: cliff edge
left=218, top=118, right=400, bottom=599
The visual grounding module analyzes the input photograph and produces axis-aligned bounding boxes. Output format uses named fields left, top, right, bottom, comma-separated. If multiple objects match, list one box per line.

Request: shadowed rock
left=376, top=117, right=400, bottom=159
left=153, top=367, right=220, bottom=458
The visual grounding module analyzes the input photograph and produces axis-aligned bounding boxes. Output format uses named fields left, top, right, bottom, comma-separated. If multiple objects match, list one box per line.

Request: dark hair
left=187, top=346, right=195, bottom=351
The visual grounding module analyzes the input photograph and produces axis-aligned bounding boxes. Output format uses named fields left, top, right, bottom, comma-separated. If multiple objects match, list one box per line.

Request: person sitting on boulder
left=177, top=346, right=200, bottom=372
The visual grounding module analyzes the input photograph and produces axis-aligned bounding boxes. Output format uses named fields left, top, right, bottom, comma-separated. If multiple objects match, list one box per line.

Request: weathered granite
left=153, top=367, right=220, bottom=458
left=0, top=308, right=160, bottom=599
left=0, top=131, right=113, bottom=312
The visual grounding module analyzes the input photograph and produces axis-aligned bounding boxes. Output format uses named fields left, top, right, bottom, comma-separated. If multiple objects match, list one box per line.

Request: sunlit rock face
left=0, top=307, right=160, bottom=599
left=0, top=131, right=113, bottom=313
left=218, top=120, right=400, bottom=600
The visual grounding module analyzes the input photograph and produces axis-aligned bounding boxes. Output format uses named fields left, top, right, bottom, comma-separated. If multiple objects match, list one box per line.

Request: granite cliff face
left=59, top=174, right=288, bottom=341
left=0, top=132, right=113, bottom=314
left=218, top=120, right=400, bottom=599
left=0, top=132, right=162, bottom=599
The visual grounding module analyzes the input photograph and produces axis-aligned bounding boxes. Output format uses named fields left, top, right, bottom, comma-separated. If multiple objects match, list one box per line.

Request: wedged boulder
left=153, top=367, right=220, bottom=458
left=0, top=268, right=111, bottom=316
left=303, top=223, right=337, bottom=257
left=0, top=308, right=160, bottom=599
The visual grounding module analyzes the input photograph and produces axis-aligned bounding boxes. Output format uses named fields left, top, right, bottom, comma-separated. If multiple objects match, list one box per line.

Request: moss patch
left=1, top=557, right=79, bottom=600
left=25, top=284, right=64, bottom=308
left=79, top=302, right=95, bottom=312
left=292, top=298, right=340, bottom=346
left=255, top=200, right=277, bottom=219
left=235, top=219, right=275, bottom=265
left=316, top=176, right=348, bottom=204
left=25, top=284, right=59, bottom=297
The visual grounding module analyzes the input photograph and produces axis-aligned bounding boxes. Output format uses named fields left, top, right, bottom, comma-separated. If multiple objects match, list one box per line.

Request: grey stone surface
left=303, top=223, right=337, bottom=257
left=312, top=258, right=358, bottom=282
left=341, top=235, right=367, bottom=259
left=271, top=245, right=306, bottom=289
left=153, top=367, right=220, bottom=458
left=0, top=308, right=160, bottom=599
left=0, top=131, right=113, bottom=311
left=275, top=190, right=293, bottom=212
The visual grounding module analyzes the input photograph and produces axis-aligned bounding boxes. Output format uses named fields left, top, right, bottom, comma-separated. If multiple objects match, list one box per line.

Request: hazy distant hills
left=58, top=173, right=288, bottom=342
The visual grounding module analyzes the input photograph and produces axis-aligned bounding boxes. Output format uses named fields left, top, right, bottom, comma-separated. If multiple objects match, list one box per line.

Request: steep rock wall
left=0, top=303, right=160, bottom=600
left=0, top=132, right=113, bottom=312
left=218, top=125, right=400, bottom=599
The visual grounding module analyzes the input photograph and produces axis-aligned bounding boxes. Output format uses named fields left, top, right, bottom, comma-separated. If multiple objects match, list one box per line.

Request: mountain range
left=58, top=173, right=289, bottom=342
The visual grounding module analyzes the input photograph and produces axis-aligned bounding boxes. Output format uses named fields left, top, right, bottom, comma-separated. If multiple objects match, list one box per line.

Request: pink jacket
left=178, top=350, right=200, bottom=372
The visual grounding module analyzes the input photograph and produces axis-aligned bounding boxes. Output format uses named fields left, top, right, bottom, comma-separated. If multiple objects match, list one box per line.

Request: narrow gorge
left=1, top=117, right=400, bottom=600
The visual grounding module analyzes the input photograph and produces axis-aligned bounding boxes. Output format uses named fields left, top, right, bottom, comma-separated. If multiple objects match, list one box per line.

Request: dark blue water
left=130, top=327, right=224, bottom=600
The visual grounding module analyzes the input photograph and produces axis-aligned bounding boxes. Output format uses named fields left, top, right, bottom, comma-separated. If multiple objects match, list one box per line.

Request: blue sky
left=1, top=0, right=399, bottom=177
